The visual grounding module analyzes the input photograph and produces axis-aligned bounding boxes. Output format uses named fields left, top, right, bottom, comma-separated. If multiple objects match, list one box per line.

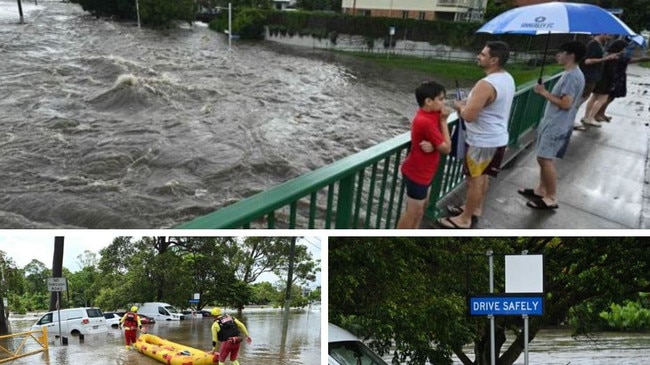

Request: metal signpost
left=387, top=26, right=395, bottom=60
left=47, top=277, right=67, bottom=345
left=471, top=252, right=544, bottom=365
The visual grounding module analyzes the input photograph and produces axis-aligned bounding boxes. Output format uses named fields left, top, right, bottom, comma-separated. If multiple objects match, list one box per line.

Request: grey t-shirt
left=538, top=67, right=585, bottom=135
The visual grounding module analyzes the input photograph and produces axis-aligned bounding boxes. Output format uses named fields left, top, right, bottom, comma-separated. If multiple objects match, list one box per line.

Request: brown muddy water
left=3, top=308, right=320, bottom=364
left=447, top=329, right=650, bottom=365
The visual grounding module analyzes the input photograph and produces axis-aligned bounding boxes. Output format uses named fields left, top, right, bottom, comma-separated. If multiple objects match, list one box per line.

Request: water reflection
left=5, top=308, right=320, bottom=365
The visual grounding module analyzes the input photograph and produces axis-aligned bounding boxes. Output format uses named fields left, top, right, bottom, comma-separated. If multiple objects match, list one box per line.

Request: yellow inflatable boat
left=134, top=333, right=219, bottom=365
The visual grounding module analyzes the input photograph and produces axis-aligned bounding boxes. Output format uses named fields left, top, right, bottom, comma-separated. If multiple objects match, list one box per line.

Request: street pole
left=228, top=2, right=232, bottom=50
left=135, top=0, right=141, bottom=29
left=488, top=250, right=495, bottom=365
left=16, top=0, right=24, bottom=24
left=524, top=314, right=529, bottom=365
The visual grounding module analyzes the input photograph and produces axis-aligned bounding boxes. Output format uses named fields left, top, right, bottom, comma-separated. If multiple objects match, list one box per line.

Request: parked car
left=328, top=323, right=389, bottom=365
left=103, top=312, right=121, bottom=329
left=31, top=307, right=108, bottom=336
left=140, top=314, right=156, bottom=324
left=138, top=302, right=184, bottom=321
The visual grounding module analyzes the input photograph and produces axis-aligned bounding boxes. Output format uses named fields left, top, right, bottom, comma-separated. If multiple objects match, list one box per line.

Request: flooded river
left=447, top=329, right=650, bottom=365
left=3, top=308, right=320, bottom=364
left=0, top=0, right=427, bottom=229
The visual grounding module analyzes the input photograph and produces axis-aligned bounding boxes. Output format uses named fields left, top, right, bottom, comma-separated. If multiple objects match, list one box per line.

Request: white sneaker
left=581, top=118, right=602, bottom=128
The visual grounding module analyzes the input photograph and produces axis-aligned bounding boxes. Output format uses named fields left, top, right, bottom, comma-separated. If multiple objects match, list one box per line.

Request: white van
left=328, top=323, right=389, bottom=365
left=31, top=307, right=108, bottom=336
left=137, top=302, right=184, bottom=321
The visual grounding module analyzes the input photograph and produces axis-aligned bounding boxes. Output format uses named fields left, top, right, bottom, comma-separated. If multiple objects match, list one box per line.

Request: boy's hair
left=415, top=81, right=446, bottom=108
left=486, top=41, right=510, bottom=66
left=559, top=41, right=587, bottom=63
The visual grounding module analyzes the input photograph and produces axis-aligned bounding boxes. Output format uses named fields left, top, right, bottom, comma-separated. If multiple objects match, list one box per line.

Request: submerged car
left=328, top=323, right=389, bottom=365
left=140, top=314, right=156, bottom=324
left=103, top=312, right=121, bottom=329
left=31, top=307, right=108, bottom=336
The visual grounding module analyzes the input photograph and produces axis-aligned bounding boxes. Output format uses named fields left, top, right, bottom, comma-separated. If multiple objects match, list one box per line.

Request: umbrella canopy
left=630, top=34, right=647, bottom=48
left=477, top=2, right=636, bottom=36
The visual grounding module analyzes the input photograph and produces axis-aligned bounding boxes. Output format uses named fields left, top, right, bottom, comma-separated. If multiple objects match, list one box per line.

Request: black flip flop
left=446, top=205, right=480, bottom=221
left=517, top=188, right=543, bottom=200
left=526, top=198, right=559, bottom=210
left=437, top=217, right=472, bottom=229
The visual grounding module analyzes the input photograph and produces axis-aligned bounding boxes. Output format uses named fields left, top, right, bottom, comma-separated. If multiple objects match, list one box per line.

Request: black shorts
left=403, top=174, right=430, bottom=200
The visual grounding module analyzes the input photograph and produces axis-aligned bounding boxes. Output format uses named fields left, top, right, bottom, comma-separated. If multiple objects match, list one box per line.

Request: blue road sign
left=469, top=295, right=543, bottom=316
left=188, top=299, right=200, bottom=304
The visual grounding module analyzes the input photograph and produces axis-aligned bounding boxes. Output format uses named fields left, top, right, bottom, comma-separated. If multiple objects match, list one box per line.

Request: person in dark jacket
left=210, top=307, right=252, bottom=365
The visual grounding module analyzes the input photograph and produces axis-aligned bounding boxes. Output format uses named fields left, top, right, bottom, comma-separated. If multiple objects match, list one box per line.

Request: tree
left=170, top=237, right=241, bottom=309
left=329, top=237, right=650, bottom=365
left=68, top=251, right=100, bottom=307
left=250, top=282, right=278, bottom=305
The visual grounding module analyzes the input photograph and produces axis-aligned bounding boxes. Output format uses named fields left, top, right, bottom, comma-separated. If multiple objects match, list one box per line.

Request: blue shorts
left=403, top=174, right=430, bottom=200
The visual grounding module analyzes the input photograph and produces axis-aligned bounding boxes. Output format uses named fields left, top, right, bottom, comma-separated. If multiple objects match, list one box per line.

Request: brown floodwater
left=3, top=308, right=320, bottom=365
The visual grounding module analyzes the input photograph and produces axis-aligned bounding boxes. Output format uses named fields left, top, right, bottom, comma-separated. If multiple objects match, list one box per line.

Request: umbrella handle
left=538, top=31, right=551, bottom=84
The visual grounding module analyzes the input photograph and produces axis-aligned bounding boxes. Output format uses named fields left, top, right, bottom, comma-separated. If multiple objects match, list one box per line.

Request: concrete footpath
left=428, top=63, right=650, bottom=229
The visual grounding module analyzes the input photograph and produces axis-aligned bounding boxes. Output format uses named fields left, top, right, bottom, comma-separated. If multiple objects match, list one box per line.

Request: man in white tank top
left=438, top=41, right=515, bottom=229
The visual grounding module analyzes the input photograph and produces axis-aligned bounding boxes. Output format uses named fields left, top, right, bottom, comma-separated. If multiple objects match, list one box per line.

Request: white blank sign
left=505, top=255, right=543, bottom=293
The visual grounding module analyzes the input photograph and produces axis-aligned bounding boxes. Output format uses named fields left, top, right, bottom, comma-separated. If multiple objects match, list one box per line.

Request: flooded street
left=4, top=308, right=320, bottom=365
left=445, top=329, right=650, bottom=365
left=0, top=0, right=423, bottom=228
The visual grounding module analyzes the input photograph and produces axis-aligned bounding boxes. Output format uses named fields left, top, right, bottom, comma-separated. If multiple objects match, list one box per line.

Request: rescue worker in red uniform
left=211, top=308, right=252, bottom=365
left=120, top=306, right=143, bottom=349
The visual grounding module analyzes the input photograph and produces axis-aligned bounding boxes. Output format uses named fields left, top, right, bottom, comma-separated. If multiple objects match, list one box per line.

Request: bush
left=233, top=8, right=271, bottom=39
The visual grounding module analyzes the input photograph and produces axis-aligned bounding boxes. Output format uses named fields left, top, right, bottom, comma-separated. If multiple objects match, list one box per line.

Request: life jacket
left=216, top=314, right=240, bottom=341
left=123, top=312, right=138, bottom=329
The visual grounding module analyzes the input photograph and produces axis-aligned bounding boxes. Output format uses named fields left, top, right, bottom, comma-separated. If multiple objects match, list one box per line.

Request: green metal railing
left=176, top=75, right=559, bottom=229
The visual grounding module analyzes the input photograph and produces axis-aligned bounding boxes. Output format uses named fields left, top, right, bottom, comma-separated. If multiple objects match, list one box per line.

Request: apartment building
left=341, top=0, right=488, bottom=21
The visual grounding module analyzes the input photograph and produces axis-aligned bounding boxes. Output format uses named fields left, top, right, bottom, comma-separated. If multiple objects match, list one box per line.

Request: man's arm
left=234, top=318, right=252, bottom=343
left=211, top=322, right=220, bottom=350
left=456, top=80, right=495, bottom=122
left=534, top=84, right=573, bottom=110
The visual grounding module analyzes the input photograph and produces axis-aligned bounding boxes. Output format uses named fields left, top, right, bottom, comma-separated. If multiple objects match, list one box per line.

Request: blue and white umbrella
left=476, top=2, right=637, bottom=83
left=630, top=34, right=647, bottom=49
left=477, top=2, right=636, bottom=36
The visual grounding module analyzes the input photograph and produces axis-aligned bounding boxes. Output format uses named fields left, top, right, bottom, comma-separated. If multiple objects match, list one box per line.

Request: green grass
left=340, top=51, right=563, bottom=87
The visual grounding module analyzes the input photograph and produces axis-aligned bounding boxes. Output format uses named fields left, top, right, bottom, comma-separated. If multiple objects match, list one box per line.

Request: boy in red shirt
left=397, top=81, right=451, bottom=229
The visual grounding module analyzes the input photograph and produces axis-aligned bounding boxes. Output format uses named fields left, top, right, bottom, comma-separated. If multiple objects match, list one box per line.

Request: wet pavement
left=428, top=63, right=650, bottom=229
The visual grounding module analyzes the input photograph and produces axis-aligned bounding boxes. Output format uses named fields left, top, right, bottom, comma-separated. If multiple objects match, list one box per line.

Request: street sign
left=47, top=277, right=67, bottom=292
left=188, top=299, right=200, bottom=304
left=469, top=295, right=543, bottom=316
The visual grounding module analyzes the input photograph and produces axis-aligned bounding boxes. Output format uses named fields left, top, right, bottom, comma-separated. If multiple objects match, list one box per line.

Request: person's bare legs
left=445, top=175, right=486, bottom=228
left=536, top=157, right=557, bottom=206
left=595, top=96, right=613, bottom=121
left=585, top=93, right=609, bottom=123
left=582, top=93, right=597, bottom=120
left=397, top=195, right=427, bottom=229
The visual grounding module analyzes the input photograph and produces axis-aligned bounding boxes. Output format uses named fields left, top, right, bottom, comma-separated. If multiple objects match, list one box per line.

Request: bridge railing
left=176, top=75, right=559, bottom=229
left=0, top=327, right=48, bottom=363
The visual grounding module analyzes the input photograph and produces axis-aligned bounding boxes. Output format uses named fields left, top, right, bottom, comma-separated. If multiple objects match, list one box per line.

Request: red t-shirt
left=400, top=108, right=445, bottom=185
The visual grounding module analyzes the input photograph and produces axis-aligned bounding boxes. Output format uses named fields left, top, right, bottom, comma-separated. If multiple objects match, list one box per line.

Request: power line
left=299, top=237, right=320, bottom=252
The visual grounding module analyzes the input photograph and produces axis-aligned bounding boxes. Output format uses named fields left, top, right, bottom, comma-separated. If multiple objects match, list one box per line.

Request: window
left=67, top=310, right=83, bottom=320
left=86, top=308, right=103, bottom=318
left=418, top=12, right=426, bottom=20
left=402, top=11, right=409, bottom=19
left=363, top=10, right=371, bottom=16
left=38, top=313, right=53, bottom=325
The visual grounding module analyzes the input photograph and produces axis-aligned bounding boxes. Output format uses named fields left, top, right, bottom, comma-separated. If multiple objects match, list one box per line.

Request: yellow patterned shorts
left=463, top=145, right=506, bottom=178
